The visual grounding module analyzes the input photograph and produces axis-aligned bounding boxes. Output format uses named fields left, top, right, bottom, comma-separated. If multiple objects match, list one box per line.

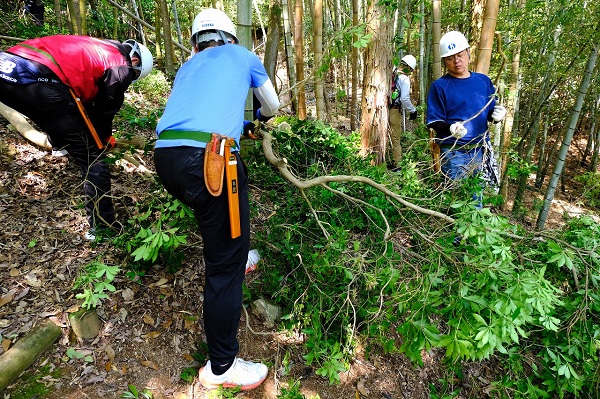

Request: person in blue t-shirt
left=153, top=8, right=279, bottom=391
left=426, top=31, right=506, bottom=205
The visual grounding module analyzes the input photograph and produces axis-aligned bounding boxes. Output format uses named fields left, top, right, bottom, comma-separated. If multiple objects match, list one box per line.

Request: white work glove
left=492, top=105, right=507, bottom=122
left=450, top=122, right=468, bottom=139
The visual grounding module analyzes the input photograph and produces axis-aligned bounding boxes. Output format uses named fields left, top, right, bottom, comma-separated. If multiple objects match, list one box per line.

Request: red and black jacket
left=7, top=35, right=135, bottom=137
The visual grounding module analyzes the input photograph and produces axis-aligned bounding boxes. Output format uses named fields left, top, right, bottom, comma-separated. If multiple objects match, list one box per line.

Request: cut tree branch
left=260, top=128, right=455, bottom=241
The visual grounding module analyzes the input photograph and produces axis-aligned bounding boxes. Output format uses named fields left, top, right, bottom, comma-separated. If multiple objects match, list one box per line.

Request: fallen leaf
left=105, top=361, right=112, bottom=372
left=9, top=268, right=19, bottom=277
left=184, top=318, right=197, bottom=331
left=151, top=277, right=169, bottom=287
left=121, top=288, right=134, bottom=301
left=0, top=290, right=16, bottom=307
left=14, top=287, right=29, bottom=301
left=357, top=377, right=369, bottom=397
left=105, top=345, right=115, bottom=362
left=182, top=353, right=194, bottom=361
left=143, top=314, right=155, bottom=326
left=2, top=338, right=11, bottom=352
left=143, top=331, right=161, bottom=339
left=66, top=304, right=80, bottom=313
left=141, top=360, right=158, bottom=370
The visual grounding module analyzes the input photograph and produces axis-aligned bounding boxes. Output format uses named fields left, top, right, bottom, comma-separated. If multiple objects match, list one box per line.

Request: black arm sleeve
left=427, top=121, right=452, bottom=140
left=89, top=65, right=132, bottom=139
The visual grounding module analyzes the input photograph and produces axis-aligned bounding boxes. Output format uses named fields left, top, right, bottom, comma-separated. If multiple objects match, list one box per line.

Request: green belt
left=440, top=142, right=482, bottom=151
left=158, top=130, right=237, bottom=149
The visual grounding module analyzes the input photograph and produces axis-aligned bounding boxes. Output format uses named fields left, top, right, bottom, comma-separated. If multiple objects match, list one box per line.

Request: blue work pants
left=440, top=146, right=483, bottom=208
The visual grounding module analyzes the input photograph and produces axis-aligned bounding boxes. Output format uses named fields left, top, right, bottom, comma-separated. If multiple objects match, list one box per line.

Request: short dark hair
left=196, top=40, right=224, bottom=52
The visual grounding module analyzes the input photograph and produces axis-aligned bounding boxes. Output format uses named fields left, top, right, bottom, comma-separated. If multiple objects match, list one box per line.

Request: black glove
left=242, top=120, right=259, bottom=139
left=409, top=111, right=418, bottom=120
left=243, top=120, right=254, bottom=135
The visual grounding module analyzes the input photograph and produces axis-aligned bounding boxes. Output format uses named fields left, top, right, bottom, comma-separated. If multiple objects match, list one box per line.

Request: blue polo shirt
left=155, top=44, right=269, bottom=149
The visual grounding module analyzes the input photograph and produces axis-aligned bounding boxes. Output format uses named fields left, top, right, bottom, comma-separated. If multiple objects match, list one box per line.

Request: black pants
left=154, top=146, right=250, bottom=370
left=0, top=79, right=115, bottom=228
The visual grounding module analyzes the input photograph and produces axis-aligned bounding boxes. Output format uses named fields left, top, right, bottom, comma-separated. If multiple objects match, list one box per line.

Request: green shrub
left=575, top=171, right=600, bottom=208
left=243, top=117, right=600, bottom=396
left=113, top=184, right=194, bottom=273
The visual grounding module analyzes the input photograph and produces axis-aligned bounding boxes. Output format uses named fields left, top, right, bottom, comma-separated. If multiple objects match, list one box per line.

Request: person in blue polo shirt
left=427, top=31, right=506, bottom=207
left=153, top=8, right=279, bottom=391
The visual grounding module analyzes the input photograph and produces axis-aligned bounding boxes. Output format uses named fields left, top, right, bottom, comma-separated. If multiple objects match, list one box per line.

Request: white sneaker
left=51, top=148, right=68, bottom=157
left=198, top=358, right=268, bottom=391
left=83, top=229, right=96, bottom=241
left=245, top=249, right=260, bottom=275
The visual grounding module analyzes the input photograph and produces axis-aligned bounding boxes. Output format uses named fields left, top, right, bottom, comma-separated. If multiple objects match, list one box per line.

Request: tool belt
left=158, top=130, right=242, bottom=239
left=158, top=130, right=238, bottom=149
left=204, top=133, right=241, bottom=239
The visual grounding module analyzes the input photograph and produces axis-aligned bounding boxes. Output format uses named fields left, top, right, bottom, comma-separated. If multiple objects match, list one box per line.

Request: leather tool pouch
left=204, top=134, right=225, bottom=196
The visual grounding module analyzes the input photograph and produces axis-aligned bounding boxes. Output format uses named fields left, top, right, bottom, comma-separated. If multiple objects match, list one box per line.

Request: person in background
left=389, top=54, right=418, bottom=172
left=25, top=0, right=45, bottom=25
left=0, top=34, right=153, bottom=240
left=426, top=31, right=506, bottom=207
left=153, top=8, right=279, bottom=391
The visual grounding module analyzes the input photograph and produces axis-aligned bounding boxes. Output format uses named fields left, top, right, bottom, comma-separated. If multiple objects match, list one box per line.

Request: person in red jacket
left=0, top=35, right=153, bottom=240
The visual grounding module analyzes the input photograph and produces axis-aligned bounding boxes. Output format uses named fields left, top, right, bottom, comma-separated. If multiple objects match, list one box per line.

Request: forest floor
left=0, top=120, right=598, bottom=399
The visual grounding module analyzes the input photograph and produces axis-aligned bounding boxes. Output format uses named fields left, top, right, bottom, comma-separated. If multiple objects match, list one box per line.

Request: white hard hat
left=401, top=54, right=416, bottom=70
left=439, top=31, right=470, bottom=58
left=190, top=8, right=238, bottom=46
left=123, top=39, right=153, bottom=81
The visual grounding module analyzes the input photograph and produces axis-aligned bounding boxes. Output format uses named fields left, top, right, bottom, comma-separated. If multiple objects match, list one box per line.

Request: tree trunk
left=359, top=1, right=393, bottom=164
left=264, top=0, right=282, bottom=86
left=499, top=0, right=525, bottom=211
left=104, top=0, right=190, bottom=55
left=154, top=1, right=164, bottom=69
left=313, top=0, right=325, bottom=120
left=432, top=0, right=441, bottom=79
left=537, top=39, right=598, bottom=229
left=159, top=0, right=175, bottom=76
left=591, top=118, right=600, bottom=172
left=237, top=0, right=253, bottom=120
left=54, top=0, right=62, bottom=30
left=282, top=0, right=297, bottom=112
left=171, top=0, right=184, bottom=62
left=0, top=321, right=61, bottom=392
left=418, top=0, right=425, bottom=106
left=474, top=0, right=500, bottom=75
left=131, top=0, right=147, bottom=46
left=0, top=102, right=51, bottom=149
left=294, top=0, right=307, bottom=120
left=469, top=0, right=484, bottom=69
left=79, top=0, right=87, bottom=36
left=350, top=0, right=359, bottom=130
left=65, top=0, right=77, bottom=34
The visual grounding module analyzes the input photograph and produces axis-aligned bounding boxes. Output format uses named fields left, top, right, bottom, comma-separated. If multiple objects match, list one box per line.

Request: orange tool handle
left=224, top=141, right=241, bottom=239
left=69, top=89, right=104, bottom=150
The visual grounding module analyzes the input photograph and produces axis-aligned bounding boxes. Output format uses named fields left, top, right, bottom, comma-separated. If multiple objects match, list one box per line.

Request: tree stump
left=0, top=321, right=62, bottom=392
left=68, top=308, right=101, bottom=340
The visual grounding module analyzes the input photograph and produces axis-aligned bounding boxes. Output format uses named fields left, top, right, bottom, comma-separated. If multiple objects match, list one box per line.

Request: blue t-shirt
left=155, top=44, right=269, bottom=149
left=426, top=71, right=496, bottom=146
